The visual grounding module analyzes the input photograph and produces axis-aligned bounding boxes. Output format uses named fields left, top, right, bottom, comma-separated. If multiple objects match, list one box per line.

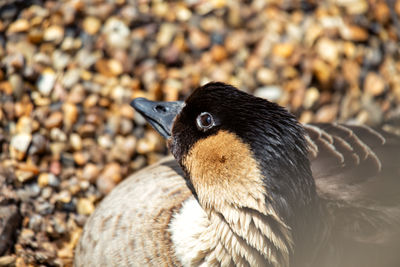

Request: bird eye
left=196, top=112, right=215, bottom=131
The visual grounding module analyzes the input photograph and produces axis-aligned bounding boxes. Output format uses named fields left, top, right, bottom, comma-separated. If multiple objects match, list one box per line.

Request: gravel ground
left=1, top=0, right=400, bottom=266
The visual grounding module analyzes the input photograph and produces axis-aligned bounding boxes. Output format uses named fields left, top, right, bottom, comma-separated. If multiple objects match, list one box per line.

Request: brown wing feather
left=305, top=123, right=400, bottom=202
left=305, top=123, right=400, bottom=264
left=305, top=123, right=400, bottom=267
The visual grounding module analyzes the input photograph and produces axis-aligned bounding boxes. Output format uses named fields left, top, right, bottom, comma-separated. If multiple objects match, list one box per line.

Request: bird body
left=75, top=83, right=400, bottom=267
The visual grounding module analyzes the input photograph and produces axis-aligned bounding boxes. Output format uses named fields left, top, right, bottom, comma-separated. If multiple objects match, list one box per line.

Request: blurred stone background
left=1, top=0, right=400, bottom=266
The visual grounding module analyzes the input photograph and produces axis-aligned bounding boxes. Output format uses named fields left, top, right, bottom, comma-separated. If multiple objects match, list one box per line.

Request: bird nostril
left=155, top=105, right=167, bottom=113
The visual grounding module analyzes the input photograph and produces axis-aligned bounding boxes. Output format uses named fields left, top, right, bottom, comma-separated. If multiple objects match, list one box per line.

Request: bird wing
left=305, top=123, right=400, bottom=246
left=305, top=123, right=400, bottom=203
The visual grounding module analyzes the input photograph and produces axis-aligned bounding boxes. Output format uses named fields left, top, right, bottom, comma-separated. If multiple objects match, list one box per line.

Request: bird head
left=131, top=82, right=316, bottom=220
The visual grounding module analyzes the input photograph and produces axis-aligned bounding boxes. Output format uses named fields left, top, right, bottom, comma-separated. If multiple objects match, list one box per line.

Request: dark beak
left=130, top=98, right=184, bottom=139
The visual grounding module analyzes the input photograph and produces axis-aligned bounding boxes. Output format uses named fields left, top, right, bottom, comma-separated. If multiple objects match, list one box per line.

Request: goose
left=75, top=82, right=400, bottom=267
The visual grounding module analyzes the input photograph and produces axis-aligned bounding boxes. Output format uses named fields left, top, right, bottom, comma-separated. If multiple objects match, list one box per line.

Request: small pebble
left=312, top=59, right=332, bottom=86
left=10, top=133, right=32, bottom=160
left=45, top=112, right=63, bottom=129
left=340, top=24, right=368, bottom=42
left=303, top=87, right=320, bottom=109
left=157, top=23, right=177, bottom=47
left=67, top=85, right=85, bottom=104
left=37, top=68, right=56, bottom=96
left=62, top=103, right=79, bottom=129
left=16, top=116, right=34, bottom=134
left=81, top=163, right=100, bottom=182
left=34, top=200, right=54, bottom=215
left=49, top=161, right=62, bottom=176
left=41, top=187, right=53, bottom=199
left=95, top=59, right=123, bottom=77
left=98, top=134, right=113, bottom=149
left=15, top=170, right=36, bottom=183
left=211, top=45, right=228, bottom=62
left=50, top=128, right=67, bottom=142
left=52, top=50, right=70, bottom=71
left=96, top=163, right=122, bottom=194
left=256, top=68, right=277, bottom=85
left=0, top=255, right=16, bottom=266
left=9, top=74, right=24, bottom=99
left=364, top=72, right=385, bottom=96
left=77, top=198, right=95, bottom=215
left=62, top=69, right=81, bottom=88
left=254, top=86, right=283, bottom=102
left=189, top=29, right=210, bottom=50
left=17, top=184, right=41, bottom=201
left=56, top=190, right=72, bottom=204
left=43, top=25, right=64, bottom=43
left=7, top=19, right=30, bottom=33
left=316, top=38, right=340, bottom=66
left=73, top=152, right=89, bottom=166
left=315, top=105, right=339, bottom=123
left=272, top=43, right=294, bottom=58
left=83, top=16, right=101, bottom=35
left=103, top=17, right=130, bottom=49
left=38, top=173, right=60, bottom=188
left=69, top=133, right=82, bottom=151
